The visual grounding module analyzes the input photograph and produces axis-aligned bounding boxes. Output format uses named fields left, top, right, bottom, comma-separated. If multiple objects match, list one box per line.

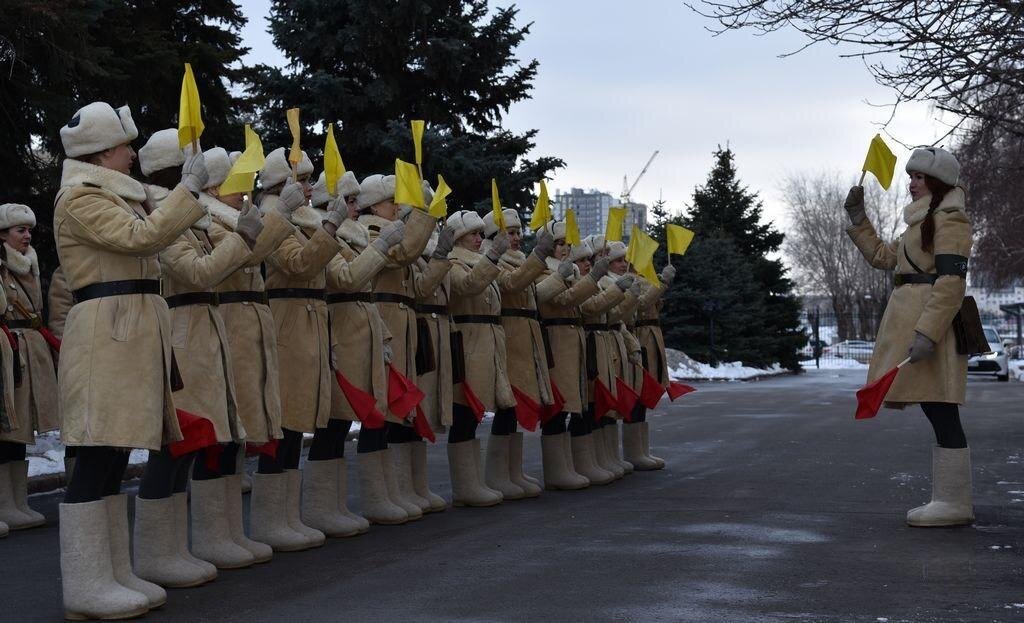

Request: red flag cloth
left=335, top=371, right=385, bottom=429
left=855, top=366, right=900, bottom=420
left=387, top=364, right=425, bottom=420
left=245, top=438, right=279, bottom=458
left=593, top=377, right=617, bottom=422
left=203, top=444, right=225, bottom=471
left=615, top=377, right=640, bottom=423
left=413, top=406, right=436, bottom=443
left=540, top=381, right=566, bottom=425
left=169, top=409, right=218, bottom=458
left=462, top=381, right=486, bottom=423
left=640, top=368, right=666, bottom=409
left=39, top=327, right=61, bottom=352
left=667, top=381, right=696, bottom=401
left=510, top=386, right=539, bottom=432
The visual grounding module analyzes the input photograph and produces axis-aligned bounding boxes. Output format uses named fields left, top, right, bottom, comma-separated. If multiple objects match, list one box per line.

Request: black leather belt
left=218, top=290, right=269, bottom=306
left=165, top=292, right=219, bottom=308
left=375, top=293, right=415, bottom=307
left=541, top=318, right=581, bottom=327
left=73, top=279, right=161, bottom=304
left=501, top=308, right=539, bottom=320
left=266, top=288, right=325, bottom=300
left=326, top=292, right=375, bottom=305
left=6, top=317, right=42, bottom=330
left=634, top=319, right=660, bottom=328
left=584, top=323, right=609, bottom=331
left=895, top=273, right=937, bottom=286
left=416, top=304, right=448, bottom=315
left=452, top=314, right=500, bottom=325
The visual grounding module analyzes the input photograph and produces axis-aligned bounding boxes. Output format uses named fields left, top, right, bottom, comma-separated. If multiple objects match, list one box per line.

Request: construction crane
left=620, top=150, right=659, bottom=207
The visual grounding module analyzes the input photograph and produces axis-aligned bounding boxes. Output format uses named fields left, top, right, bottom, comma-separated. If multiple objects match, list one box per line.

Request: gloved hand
left=532, top=227, right=555, bottom=260
left=398, top=205, right=412, bottom=221
left=629, top=280, right=642, bottom=297
left=432, top=225, right=455, bottom=260
left=660, top=264, right=676, bottom=284
left=180, top=150, right=209, bottom=195
left=590, top=257, right=610, bottom=281
left=320, top=194, right=346, bottom=231
left=485, top=231, right=510, bottom=262
left=372, top=220, right=406, bottom=254
left=615, top=274, right=635, bottom=292
left=908, top=331, right=936, bottom=364
left=235, top=198, right=264, bottom=250
left=557, top=260, right=575, bottom=280
left=278, top=180, right=306, bottom=217
left=383, top=342, right=394, bottom=365
left=844, top=185, right=867, bottom=226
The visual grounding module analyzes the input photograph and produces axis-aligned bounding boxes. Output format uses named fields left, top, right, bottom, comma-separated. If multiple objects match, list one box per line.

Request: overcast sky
left=237, top=0, right=950, bottom=224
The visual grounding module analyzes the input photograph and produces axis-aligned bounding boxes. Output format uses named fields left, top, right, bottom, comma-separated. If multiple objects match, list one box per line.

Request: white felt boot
left=357, top=451, right=408, bottom=525
left=382, top=447, right=423, bottom=520
left=484, top=435, right=526, bottom=500
left=907, top=447, right=975, bottom=527
left=190, top=477, right=255, bottom=568
left=541, top=433, right=589, bottom=490
left=133, top=495, right=212, bottom=588
left=571, top=433, right=615, bottom=485
left=410, top=441, right=448, bottom=512
left=448, top=440, right=502, bottom=507
left=104, top=494, right=166, bottom=609
left=642, top=422, right=665, bottom=469
left=508, top=432, right=541, bottom=497
left=0, top=461, right=43, bottom=529
left=622, top=422, right=660, bottom=471
left=301, top=459, right=362, bottom=537
left=250, top=471, right=309, bottom=551
left=284, top=469, right=325, bottom=547
left=224, top=473, right=273, bottom=562
left=391, top=443, right=432, bottom=513
left=336, top=458, right=370, bottom=533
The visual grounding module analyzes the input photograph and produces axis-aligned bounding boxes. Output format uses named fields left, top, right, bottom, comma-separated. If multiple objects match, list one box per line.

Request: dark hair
left=921, top=175, right=954, bottom=253
left=146, top=166, right=182, bottom=190
left=74, top=150, right=110, bottom=166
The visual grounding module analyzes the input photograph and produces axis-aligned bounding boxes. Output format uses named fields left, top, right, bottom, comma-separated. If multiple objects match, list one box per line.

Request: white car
left=824, top=340, right=875, bottom=363
left=967, top=326, right=1009, bottom=382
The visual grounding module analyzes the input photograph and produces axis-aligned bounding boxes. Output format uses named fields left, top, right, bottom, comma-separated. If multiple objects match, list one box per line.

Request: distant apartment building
left=550, top=187, right=648, bottom=241
left=967, top=284, right=1024, bottom=315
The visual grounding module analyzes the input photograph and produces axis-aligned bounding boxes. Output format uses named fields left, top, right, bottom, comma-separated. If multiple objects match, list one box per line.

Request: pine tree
left=246, top=0, right=563, bottom=216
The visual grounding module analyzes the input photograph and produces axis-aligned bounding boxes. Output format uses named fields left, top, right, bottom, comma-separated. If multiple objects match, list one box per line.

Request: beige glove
left=590, top=257, right=610, bottom=280
left=844, top=186, right=867, bottom=226
left=485, top=231, right=510, bottom=262
left=615, top=274, right=635, bottom=292
left=180, top=150, right=209, bottom=195
left=277, top=180, right=306, bottom=217
left=235, top=198, right=264, bottom=249
left=372, top=220, right=406, bottom=254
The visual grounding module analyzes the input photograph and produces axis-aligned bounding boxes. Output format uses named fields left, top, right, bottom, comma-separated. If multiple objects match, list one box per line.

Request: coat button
left=431, top=313, right=438, bottom=319
left=8, top=284, right=15, bottom=289
left=306, top=304, right=313, bottom=311
left=244, top=267, right=253, bottom=274
left=399, top=303, right=407, bottom=310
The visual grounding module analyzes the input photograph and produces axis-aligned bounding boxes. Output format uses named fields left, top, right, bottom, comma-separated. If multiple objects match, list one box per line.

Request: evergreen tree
left=246, top=0, right=563, bottom=216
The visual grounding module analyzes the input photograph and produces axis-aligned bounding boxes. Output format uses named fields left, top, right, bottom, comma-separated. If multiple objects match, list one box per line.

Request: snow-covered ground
left=27, top=432, right=148, bottom=478
left=1010, top=359, right=1024, bottom=382
left=800, top=358, right=868, bottom=370
left=668, top=349, right=786, bottom=381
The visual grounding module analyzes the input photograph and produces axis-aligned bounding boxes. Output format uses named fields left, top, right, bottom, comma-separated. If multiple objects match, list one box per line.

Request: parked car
left=824, top=340, right=875, bottom=363
left=799, top=338, right=829, bottom=358
left=968, top=326, right=1010, bottom=382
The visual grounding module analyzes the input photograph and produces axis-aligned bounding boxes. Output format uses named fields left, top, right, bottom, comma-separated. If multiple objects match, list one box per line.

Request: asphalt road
left=4, top=369, right=1024, bottom=622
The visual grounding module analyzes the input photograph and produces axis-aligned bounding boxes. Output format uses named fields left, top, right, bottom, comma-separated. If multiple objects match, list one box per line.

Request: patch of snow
left=800, top=358, right=868, bottom=370
left=669, top=351, right=785, bottom=381
left=1009, top=359, right=1024, bottom=382
left=877, top=618, right=889, bottom=622
left=27, top=432, right=160, bottom=478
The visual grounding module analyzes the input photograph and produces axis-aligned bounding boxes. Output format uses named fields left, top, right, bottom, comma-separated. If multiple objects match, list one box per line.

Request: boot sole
left=65, top=605, right=149, bottom=621
left=907, top=518, right=975, bottom=528
left=453, top=499, right=503, bottom=507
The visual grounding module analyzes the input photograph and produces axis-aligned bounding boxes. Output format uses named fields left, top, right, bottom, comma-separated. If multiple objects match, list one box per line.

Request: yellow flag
left=394, top=158, right=425, bottom=208
left=286, top=108, right=302, bottom=165
left=861, top=134, right=897, bottom=190
left=411, top=120, right=425, bottom=166
left=666, top=224, right=695, bottom=256
left=605, top=206, right=627, bottom=242
left=491, top=179, right=506, bottom=229
left=626, top=226, right=659, bottom=284
left=529, top=180, right=552, bottom=230
left=565, top=208, right=581, bottom=246
left=219, top=124, right=266, bottom=196
left=429, top=174, right=452, bottom=218
left=324, top=123, right=346, bottom=195
left=177, top=63, right=204, bottom=149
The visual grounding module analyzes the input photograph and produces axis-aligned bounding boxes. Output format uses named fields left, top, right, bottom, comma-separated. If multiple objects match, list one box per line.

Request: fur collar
left=599, top=274, right=619, bottom=290
left=149, top=185, right=210, bottom=230
left=903, top=187, right=966, bottom=226
left=259, top=193, right=322, bottom=231
left=61, top=159, right=147, bottom=202
left=451, top=245, right=483, bottom=267
left=337, top=218, right=369, bottom=249
left=3, top=243, right=38, bottom=277
left=201, top=192, right=240, bottom=230
left=358, top=213, right=392, bottom=234
left=498, top=248, right=526, bottom=272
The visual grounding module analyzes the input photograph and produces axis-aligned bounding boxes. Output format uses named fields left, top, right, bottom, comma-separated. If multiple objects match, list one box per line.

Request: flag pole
left=859, top=170, right=867, bottom=186
left=896, top=356, right=912, bottom=368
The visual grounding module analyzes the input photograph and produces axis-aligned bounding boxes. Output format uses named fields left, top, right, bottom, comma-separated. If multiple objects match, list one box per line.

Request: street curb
left=673, top=370, right=796, bottom=383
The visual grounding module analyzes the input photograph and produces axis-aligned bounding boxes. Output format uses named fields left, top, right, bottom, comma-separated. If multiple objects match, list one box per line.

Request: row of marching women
left=14, top=100, right=677, bottom=620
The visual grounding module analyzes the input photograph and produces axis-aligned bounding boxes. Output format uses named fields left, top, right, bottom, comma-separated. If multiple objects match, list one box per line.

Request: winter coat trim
left=60, top=159, right=147, bottom=202
left=3, top=244, right=38, bottom=277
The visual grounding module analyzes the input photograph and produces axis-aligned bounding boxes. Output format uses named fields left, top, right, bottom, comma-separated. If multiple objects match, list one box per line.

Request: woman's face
left=345, top=195, right=359, bottom=220
left=506, top=226, right=522, bottom=251
left=1, top=226, right=32, bottom=254
left=553, top=238, right=568, bottom=261
left=298, top=174, right=313, bottom=201
left=908, top=171, right=928, bottom=201
left=575, top=257, right=591, bottom=275
left=610, top=257, right=627, bottom=274
left=97, top=143, right=136, bottom=175
left=210, top=186, right=245, bottom=210
left=457, top=231, right=482, bottom=252
left=371, top=199, right=399, bottom=221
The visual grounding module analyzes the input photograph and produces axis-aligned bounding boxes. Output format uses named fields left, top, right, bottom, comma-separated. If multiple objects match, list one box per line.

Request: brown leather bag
left=952, top=296, right=990, bottom=355
left=415, top=317, right=436, bottom=375
left=450, top=331, right=466, bottom=384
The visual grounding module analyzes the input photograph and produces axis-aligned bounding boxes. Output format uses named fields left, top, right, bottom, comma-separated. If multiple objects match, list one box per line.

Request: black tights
left=64, top=446, right=131, bottom=504
left=258, top=428, right=303, bottom=473
left=138, top=447, right=196, bottom=499
left=490, top=407, right=517, bottom=436
left=0, top=440, right=26, bottom=464
left=922, top=402, right=967, bottom=449
left=569, top=407, right=594, bottom=437
left=541, top=412, right=569, bottom=436
left=192, top=442, right=242, bottom=480
left=308, top=419, right=354, bottom=461
left=357, top=427, right=387, bottom=453
left=448, top=404, right=479, bottom=443
left=631, top=404, right=647, bottom=423
left=387, top=422, right=422, bottom=444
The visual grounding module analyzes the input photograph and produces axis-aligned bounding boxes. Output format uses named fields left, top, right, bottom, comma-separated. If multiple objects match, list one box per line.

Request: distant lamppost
left=703, top=297, right=721, bottom=365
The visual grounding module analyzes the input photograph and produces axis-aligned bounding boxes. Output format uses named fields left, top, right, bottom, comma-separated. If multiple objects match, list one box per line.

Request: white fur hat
left=483, top=208, right=521, bottom=238
left=421, top=180, right=434, bottom=207
left=138, top=129, right=185, bottom=177
left=446, top=210, right=486, bottom=242
left=568, top=241, right=593, bottom=262
left=423, top=230, right=439, bottom=258
left=606, top=240, right=627, bottom=261
left=203, top=147, right=232, bottom=190
left=311, top=172, right=332, bottom=208
left=584, top=234, right=606, bottom=253
left=0, top=204, right=36, bottom=230
left=542, top=220, right=566, bottom=241
left=259, top=147, right=314, bottom=189
left=906, top=147, right=960, bottom=186
left=357, top=174, right=396, bottom=210
left=60, top=102, right=139, bottom=158
left=339, top=171, right=361, bottom=198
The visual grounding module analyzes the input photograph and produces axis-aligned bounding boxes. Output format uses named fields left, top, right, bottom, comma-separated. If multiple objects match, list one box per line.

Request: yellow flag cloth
left=429, top=174, right=452, bottom=218
left=666, top=224, right=695, bottom=256
left=395, top=158, right=426, bottom=208
left=178, top=63, right=204, bottom=149
left=529, top=180, right=552, bottom=230
left=491, top=179, right=506, bottom=229
left=565, top=209, right=581, bottom=246
left=324, top=123, right=346, bottom=195
left=286, top=108, right=302, bottom=164
left=861, top=134, right=897, bottom=190
left=626, top=226, right=659, bottom=284
left=605, top=206, right=627, bottom=242
left=219, top=124, right=266, bottom=196
left=411, top=120, right=425, bottom=165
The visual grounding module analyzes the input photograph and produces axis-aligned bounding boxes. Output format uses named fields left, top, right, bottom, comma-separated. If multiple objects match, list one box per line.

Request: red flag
left=39, top=327, right=61, bottom=352
left=593, top=377, right=617, bottom=422
left=615, top=377, right=640, bottom=423
left=640, top=368, right=666, bottom=409
left=855, top=365, right=901, bottom=420
left=462, top=381, right=486, bottom=422
left=540, top=381, right=565, bottom=425
left=387, top=364, right=425, bottom=420
left=510, top=386, right=539, bottom=432
left=246, top=438, right=279, bottom=458
left=169, top=409, right=218, bottom=457
left=413, top=405, right=436, bottom=443
left=335, top=371, right=385, bottom=429
left=667, top=381, right=696, bottom=400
